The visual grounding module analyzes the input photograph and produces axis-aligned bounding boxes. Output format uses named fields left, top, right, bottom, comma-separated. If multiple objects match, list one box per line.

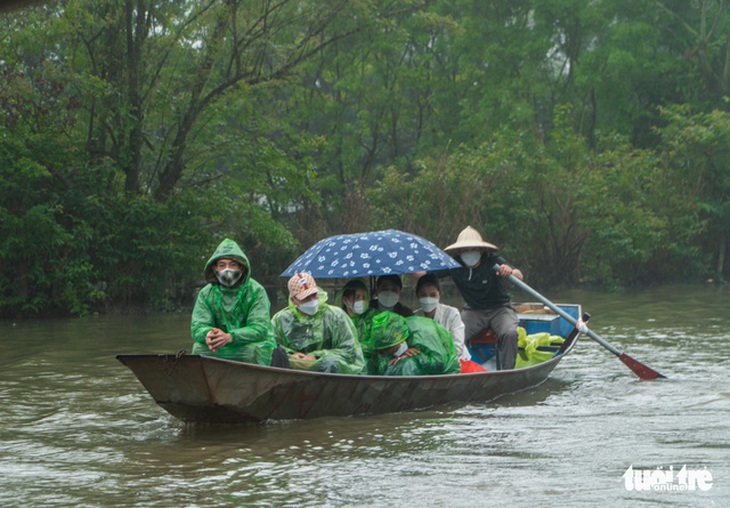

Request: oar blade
left=619, top=353, right=666, bottom=380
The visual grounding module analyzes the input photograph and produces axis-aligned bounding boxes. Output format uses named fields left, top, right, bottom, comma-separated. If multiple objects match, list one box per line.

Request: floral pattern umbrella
left=281, top=229, right=461, bottom=278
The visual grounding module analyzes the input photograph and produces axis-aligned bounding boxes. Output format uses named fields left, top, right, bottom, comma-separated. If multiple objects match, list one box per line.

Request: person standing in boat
left=336, top=278, right=378, bottom=364
left=440, top=226, right=524, bottom=370
left=413, top=273, right=471, bottom=362
left=271, top=272, right=365, bottom=374
left=369, top=274, right=414, bottom=317
left=190, top=238, right=280, bottom=366
left=367, top=311, right=460, bottom=376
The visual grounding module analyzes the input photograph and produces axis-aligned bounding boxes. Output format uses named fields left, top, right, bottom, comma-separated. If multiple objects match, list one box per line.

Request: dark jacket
left=443, top=252, right=513, bottom=309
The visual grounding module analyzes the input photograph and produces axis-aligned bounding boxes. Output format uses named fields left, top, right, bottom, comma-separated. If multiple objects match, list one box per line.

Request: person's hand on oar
left=494, top=264, right=666, bottom=380
left=558, top=313, right=591, bottom=355
left=575, top=317, right=589, bottom=334
left=495, top=263, right=523, bottom=280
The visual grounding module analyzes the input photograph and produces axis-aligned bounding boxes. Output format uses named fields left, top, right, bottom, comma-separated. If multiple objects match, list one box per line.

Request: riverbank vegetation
left=2, top=0, right=729, bottom=317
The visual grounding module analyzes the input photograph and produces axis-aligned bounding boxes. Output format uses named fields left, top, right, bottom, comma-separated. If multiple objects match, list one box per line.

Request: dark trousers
left=270, top=346, right=291, bottom=368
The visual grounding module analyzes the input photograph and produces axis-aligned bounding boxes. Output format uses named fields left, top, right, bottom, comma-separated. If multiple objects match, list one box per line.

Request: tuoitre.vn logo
left=623, top=465, right=713, bottom=492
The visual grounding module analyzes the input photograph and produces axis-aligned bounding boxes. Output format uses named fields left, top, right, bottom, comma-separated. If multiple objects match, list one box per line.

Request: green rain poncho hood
left=370, top=311, right=410, bottom=350
left=203, top=238, right=250, bottom=285
left=366, top=313, right=460, bottom=376
left=190, top=239, right=275, bottom=365
left=271, top=290, right=364, bottom=374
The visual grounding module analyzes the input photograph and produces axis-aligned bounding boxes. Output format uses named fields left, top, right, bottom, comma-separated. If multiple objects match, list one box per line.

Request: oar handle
left=493, top=264, right=622, bottom=357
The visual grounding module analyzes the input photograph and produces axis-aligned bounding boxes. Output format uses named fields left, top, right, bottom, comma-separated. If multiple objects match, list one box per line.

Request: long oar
left=495, top=264, right=666, bottom=380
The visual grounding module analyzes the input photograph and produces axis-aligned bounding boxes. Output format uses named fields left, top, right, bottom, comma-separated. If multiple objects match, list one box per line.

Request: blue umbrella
left=280, top=229, right=461, bottom=278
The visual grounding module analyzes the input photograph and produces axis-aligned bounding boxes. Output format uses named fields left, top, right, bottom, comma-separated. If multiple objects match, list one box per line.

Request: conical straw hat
left=444, top=226, right=498, bottom=252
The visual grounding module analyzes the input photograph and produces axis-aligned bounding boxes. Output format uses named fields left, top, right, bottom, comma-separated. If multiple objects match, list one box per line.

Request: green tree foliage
left=60, top=0, right=411, bottom=200
left=2, top=0, right=730, bottom=317
left=269, top=5, right=460, bottom=234
left=656, top=104, right=730, bottom=278
left=653, top=0, right=730, bottom=106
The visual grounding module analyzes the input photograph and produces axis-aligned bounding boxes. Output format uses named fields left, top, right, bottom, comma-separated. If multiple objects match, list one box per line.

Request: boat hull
left=116, top=352, right=566, bottom=424
left=117, top=303, right=582, bottom=424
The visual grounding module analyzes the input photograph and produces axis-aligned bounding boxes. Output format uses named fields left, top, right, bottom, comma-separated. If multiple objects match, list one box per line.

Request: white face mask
left=377, top=291, right=399, bottom=308
left=460, top=250, right=482, bottom=268
left=216, top=268, right=242, bottom=287
left=298, top=299, right=320, bottom=316
left=347, top=300, right=367, bottom=315
left=392, top=342, right=409, bottom=357
left=418, top=297, right=439, bottom=313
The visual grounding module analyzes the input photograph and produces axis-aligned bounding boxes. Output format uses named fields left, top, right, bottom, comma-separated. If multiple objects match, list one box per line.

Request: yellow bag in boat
left=515, top=330, right=564, bottom=368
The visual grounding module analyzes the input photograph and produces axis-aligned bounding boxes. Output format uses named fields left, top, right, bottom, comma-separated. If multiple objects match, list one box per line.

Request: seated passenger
left=190, top=238, right=276, bottom=365
left=336, top=278, right=378, bottom=360
left=271, top=272, right=364, bottom=374
left=414, top=273, right=471, bottom=361
left=369, top=274, right=414, bottom=317
left=367, top=311, right=460, bottom=376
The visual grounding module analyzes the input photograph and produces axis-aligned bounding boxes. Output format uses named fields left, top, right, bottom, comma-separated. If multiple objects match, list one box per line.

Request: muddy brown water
left=1, top=284, right=728, bottom=507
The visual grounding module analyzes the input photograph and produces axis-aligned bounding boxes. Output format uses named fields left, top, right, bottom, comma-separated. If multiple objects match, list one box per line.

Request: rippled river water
left=1, top=284, right=728, bottom=507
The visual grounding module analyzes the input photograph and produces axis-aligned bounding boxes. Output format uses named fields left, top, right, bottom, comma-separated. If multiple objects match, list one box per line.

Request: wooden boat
left=117, top=303, right=581, bottom=424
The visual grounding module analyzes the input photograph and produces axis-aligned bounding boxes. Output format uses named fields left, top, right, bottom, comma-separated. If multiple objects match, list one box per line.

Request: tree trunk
left=123, top=0, right=145, bottom=195
left=154, top=1, right=231, bottom=201
left=717, top=231, right=726, bottom=278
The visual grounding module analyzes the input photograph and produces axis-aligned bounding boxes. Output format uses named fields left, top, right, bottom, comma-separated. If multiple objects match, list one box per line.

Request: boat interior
left=468, top=302, right=582, bottom=370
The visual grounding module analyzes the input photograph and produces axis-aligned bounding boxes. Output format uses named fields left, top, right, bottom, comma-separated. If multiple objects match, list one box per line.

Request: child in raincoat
left=190, top=238, right=277, bottom=365
left=271, top=273, right=365, bottom=374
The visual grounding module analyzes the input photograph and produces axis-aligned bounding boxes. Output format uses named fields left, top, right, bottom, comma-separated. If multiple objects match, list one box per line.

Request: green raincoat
left=334, top=279, right=379, bottom=359
left=190, top=239, right=276, bottom=365
left=271, top=290, right=365, bottom=374
left=367, top=312, right=460, bottom=376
